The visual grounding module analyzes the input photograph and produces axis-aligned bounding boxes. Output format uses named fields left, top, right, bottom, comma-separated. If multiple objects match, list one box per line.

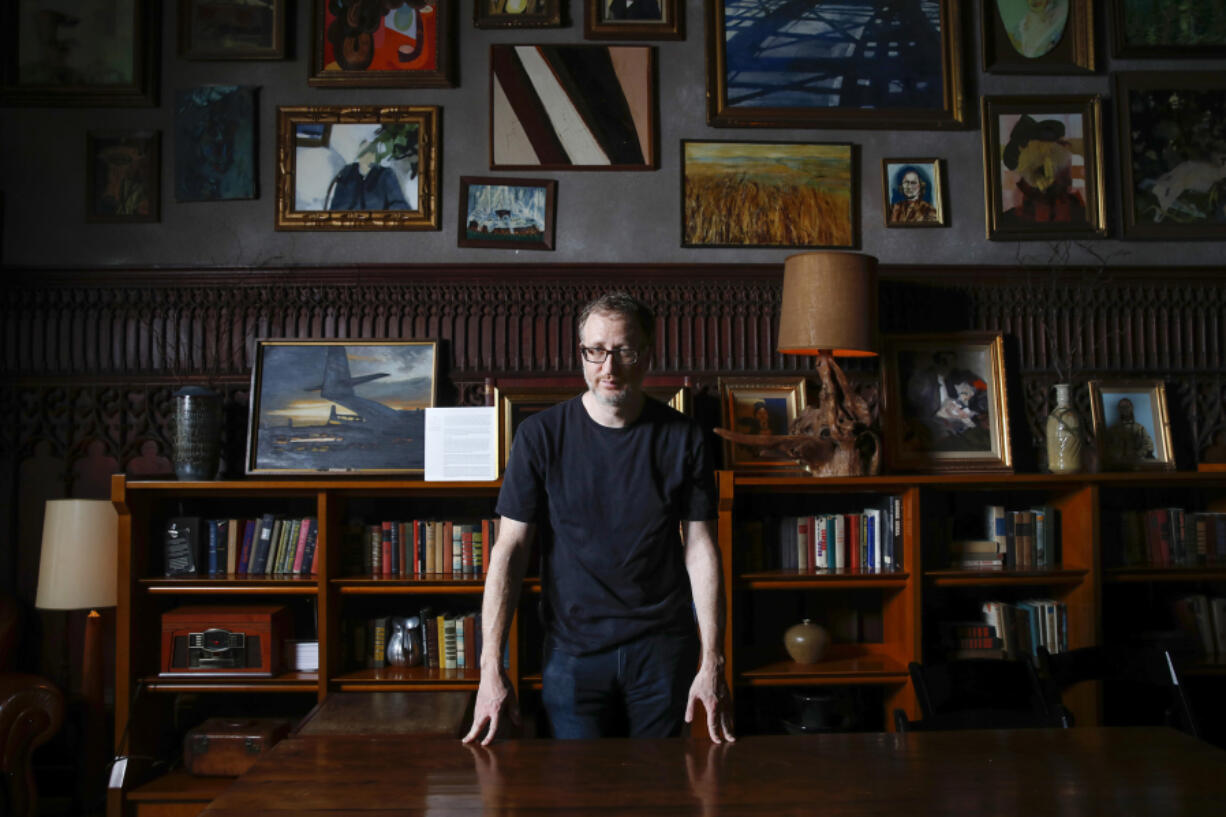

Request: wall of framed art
left=2, top=3, right=1226, bottom=267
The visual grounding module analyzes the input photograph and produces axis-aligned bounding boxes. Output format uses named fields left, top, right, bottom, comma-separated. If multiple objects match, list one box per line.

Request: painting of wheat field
left=682, top=141, right=856, bottom=248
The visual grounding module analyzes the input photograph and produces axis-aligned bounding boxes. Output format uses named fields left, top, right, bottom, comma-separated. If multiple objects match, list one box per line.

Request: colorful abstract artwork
left=174, top=85, right=257, bottom=202
left=681, top=141, right=856, bottom=248
left=310, top=0, right=455, bottom=87
left=490, top=44, right=655, bottom=170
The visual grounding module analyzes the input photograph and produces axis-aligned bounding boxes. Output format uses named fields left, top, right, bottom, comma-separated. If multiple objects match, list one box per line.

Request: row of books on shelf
left=960, top=505, right=1061, bottom=570
left=1173, top=595, right=1226, bottom=660
left=344, top=518, right=498, bottom=578
left=743, top=498, right=902, bottom=572
left=164, top=515, right=318, bottom=577
left=352, top=610, right=484, bottom=672
left=1112, top=509, right=1226, bottom=567
left=940, top=599, right=1067, bottom=662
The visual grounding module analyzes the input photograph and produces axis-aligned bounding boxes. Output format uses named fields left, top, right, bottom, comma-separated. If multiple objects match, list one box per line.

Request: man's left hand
left=684, top=661, right=736, bottom=743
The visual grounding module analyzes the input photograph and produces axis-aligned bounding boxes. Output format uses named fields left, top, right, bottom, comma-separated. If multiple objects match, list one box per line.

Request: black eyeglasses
left=579, top=346, right=640, bottom=365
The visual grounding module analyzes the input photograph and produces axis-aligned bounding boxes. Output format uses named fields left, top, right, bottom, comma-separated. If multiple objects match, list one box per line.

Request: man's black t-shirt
left=495, top=395, right=716, bottom=655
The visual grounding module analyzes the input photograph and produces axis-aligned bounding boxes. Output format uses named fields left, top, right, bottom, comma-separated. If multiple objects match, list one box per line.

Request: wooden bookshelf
left=111, top=470, right=1226, bottom=814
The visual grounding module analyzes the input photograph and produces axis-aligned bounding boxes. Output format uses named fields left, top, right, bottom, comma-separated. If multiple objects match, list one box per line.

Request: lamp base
left=714, top=352, right=880, bottom=478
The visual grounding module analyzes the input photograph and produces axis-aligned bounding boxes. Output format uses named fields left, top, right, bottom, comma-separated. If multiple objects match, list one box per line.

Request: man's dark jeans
left=542, top=630, right=699, bottom=738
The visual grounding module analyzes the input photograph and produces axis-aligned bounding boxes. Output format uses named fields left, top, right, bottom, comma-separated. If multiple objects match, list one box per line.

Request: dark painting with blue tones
left=175, top=85, right=257, bottom=202
left=721, top=0, right=944, bottom=111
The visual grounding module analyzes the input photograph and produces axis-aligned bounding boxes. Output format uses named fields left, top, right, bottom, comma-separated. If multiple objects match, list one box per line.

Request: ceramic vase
left=783, top=618, right=829, bottom=665
left=173, top=386, right=223, bottom=480
left=1045, top=383, right=1083, bottom=475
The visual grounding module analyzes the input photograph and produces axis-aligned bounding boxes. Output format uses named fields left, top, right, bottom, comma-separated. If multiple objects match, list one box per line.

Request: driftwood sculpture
left=715, top=354, right=880, bottom=477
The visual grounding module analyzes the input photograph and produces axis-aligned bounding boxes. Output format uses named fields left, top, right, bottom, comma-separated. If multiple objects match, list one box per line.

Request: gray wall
left=3, top=2, right=1224, bottom=269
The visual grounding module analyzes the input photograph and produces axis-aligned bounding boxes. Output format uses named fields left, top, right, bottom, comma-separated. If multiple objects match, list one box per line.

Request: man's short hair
left=578, top=291, right=655, bottom=348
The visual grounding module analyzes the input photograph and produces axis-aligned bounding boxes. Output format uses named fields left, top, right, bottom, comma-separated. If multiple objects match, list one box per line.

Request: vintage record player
left=160, top=604, right=291, bottom=678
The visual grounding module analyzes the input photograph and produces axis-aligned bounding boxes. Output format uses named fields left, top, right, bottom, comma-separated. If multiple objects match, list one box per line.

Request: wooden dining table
left=201, top=726, right=1226, bottom=816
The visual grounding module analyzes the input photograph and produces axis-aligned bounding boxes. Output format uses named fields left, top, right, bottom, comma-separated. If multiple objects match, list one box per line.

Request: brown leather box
left=183, top=717, right=293, bottom=776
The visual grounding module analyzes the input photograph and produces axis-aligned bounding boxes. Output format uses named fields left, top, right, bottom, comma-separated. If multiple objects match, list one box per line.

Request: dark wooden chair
left=1036, top=644, right=1199, bottom=738
left=895, top=658, right=1068, bottom=732
left=0, top=594, right=66, bottom=817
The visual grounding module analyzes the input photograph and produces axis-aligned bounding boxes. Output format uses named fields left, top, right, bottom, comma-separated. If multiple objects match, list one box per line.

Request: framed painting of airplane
left=246, top=339, right=439, bottom=475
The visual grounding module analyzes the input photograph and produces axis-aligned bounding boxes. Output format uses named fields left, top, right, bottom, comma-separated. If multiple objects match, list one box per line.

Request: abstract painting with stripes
left=490, top=44, right=656, bottom=169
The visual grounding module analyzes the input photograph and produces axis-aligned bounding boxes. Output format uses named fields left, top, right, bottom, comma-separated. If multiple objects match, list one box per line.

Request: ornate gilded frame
left=275, top=106, right=440, bottom=232
left=981, top=94, right=1106, bottom=241
left=1088, top=379, right=1175, bottom=472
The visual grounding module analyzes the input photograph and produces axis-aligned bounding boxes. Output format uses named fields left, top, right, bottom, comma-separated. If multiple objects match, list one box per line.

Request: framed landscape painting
left=1115, top=72, right=1226, bottom=240
left=86, top=130, right=160, bottom=222
left=706, top=0, right=965, bottom=129
left=276, top=106, right=440, bottom=231
left=1109, top=0, right=1226, bottom=57
left=309, top=0, right=455, bottom=87
left=882, top=333, right=1012, bottom=474
left=490, top=44, right=656, bottom=170
left=980, top=0, right=1095, bottom=74
left=458, top=177, right=557, bottom=250
left=1, top=0, right=157, bottom=106
left=981, top=95, right=1106, bottom=241
left=585, top=0, right=683, bottom=40
left=475, top=0, right=562, bottom=28
left=179, top=0, right=286, bottom=59
left=682, top=141, right=856, bottom=248
left=246, top=339, right=438, bottom=475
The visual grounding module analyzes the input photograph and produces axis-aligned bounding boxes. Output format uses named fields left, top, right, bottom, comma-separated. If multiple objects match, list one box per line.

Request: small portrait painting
left=997, top=0, right=1069, bottom=59
left=883, top=159, right=946, bottom=227
left=1088, top=381, right=1174, bottom=472
left=718, top=378, right=807, bottom=473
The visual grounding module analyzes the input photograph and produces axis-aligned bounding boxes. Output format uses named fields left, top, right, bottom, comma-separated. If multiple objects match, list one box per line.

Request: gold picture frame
left=706, top=0, right=966, bottom=129
left=1088, top=380, right=1175, bottom=472
left=881, top=333, right=1013, bottom=474
left=717, top=377, right=807, bottom=473
left=980, top=94, right=1106, bottom=241
left=275, top=106, right=440, bottom=231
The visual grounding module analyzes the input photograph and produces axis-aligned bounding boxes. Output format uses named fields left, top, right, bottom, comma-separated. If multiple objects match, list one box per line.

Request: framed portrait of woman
left=882, top=158, right=948, bottom=228
left=717, top=378, right=807, bottom=473
left=980, top=0, right=1095, bottom=74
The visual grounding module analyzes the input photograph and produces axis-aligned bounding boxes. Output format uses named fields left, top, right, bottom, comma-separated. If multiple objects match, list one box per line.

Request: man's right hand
left=462, top=668, right=520, bottom=745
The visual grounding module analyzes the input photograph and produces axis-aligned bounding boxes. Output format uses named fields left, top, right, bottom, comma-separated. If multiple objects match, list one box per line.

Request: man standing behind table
left=463, top=292, right=735, bottom=744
